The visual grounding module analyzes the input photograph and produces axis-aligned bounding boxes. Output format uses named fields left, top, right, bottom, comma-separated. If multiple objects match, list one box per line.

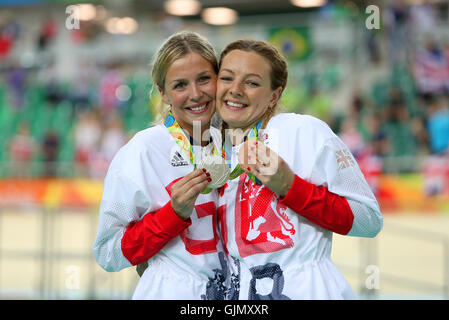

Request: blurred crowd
left=334, top=86, right=449, bottom=197
left=1, top=57, right=152, bottom=180
left=337, top=0, right=449, bottom=197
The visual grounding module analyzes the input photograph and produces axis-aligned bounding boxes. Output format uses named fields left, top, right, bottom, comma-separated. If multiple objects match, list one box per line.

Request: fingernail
left=202, top=168, right=206, bottom=173
left=247, top=167, right=251, bottom=171
left=206, top=172, right=210, bottom=177
left=207, top=177, right=212, bottom=182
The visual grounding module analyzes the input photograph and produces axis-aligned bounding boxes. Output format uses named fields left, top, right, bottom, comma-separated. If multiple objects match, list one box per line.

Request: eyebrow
left=220, top=68, right=263, bottom=80
left=168, top=70, right=213, bottom=85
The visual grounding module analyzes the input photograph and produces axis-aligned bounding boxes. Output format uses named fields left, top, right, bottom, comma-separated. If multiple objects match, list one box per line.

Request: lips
left=224, top=99, right=248, bottom=110
left=185, top=101, right=210, bottom=114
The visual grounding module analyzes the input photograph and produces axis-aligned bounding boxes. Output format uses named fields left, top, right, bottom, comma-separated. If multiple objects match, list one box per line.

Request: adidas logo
left=171, top=151, right=189, bottom=167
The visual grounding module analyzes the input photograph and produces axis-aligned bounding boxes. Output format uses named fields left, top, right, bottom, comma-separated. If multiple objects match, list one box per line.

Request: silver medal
left=197, top=155, right=230, bottom=189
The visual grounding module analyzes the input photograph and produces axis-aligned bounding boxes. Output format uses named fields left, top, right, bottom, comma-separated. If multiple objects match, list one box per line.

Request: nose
left=230, top=81, right=243, bottom=97
left=190, top=84, right=203, bottom=102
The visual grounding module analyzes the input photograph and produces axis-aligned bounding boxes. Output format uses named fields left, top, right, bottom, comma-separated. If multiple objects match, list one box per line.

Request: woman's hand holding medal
left=238, top=140, right=295, bottom=197
left=170, top=168, right=211, bottom=220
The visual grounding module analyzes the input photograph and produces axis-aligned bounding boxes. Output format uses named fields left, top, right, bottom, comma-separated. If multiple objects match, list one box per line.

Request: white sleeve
left=309, top=136, right=383, bottom=238
left=92, top=168, right=151, bottom=272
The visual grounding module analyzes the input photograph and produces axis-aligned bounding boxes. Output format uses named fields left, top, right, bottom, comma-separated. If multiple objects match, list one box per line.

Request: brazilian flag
left=269, top=27, right=312, bottom=61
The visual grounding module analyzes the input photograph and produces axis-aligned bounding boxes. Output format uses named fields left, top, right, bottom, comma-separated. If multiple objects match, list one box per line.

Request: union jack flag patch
left=335, top=149, right=355, bottom=170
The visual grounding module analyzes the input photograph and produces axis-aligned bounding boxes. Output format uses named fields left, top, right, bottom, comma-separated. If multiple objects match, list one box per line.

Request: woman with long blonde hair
left=93, top=31, right=228, bottom=300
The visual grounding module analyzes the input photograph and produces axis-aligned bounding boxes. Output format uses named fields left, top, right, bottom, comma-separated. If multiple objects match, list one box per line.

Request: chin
left=222, top=116, right=245, bottom=129
left=222, top=107, right=251, bottom=125
left=190, top=115, right=211, bottom=129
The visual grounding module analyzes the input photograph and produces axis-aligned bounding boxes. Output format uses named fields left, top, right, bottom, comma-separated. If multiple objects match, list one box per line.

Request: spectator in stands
left=41, top=130, right=60, bottom=177
left=384, top=0, right=410, bottom=65
left=422, top=154, right=448, bottom=196
left=409, top=0, right=438, bottom=39
left=0, top=11, right=20, bottom=59
left=339, top=113, right=384, bottom=195
left=99, top=113, right=127, bottom=163
left=360, top=112, right=387, bottom=195
left=73, top=109, right=101, bottom=176
left=411, top=115, right=430, bottom=155
left=88, top=113, right=127, bottom=180
left=6, top=64, right=27, bottom=109
left=70, top=60, right=97, bottom=112
left=412, top=39, right=447, bottom=97
left=349, top=91, right=371, bottom=142
left=382, top=96, right=419, bottom=170
left=36, top=61, right=65, bottom=106
left=44, top=80, right=65, bottom=106
left=99, top=65, right=123, bottom=113
left=339, top=116, right=366, bottom=161
left=37, top=17, right=58, bottom=51
left=444, top=41, right=449, bottom=93
left=367, top=111, right=389, bottom=158
left=8, top=121, right=36, bottom=177
left=388, top=86, right=405, bottom=108
left=427, top=95, right=449, bottom=155
left=422, top=96, right=449, bottom=196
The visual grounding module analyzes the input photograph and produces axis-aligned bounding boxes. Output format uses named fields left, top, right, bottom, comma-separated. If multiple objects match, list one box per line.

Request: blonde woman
left=93, top=31, right=228, bottom=300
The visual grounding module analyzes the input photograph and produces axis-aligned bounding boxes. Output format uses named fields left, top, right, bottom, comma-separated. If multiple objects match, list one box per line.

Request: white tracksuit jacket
left=217, top=113, right=383, bottom=300
left=93, top=124, right=228, bottom=300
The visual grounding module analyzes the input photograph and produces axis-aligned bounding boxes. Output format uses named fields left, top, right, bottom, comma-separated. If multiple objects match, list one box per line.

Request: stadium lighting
left=77, top=3, right=97, bottom=21
left=105, top=17, right=120, bottom=34
left=105, top=17, right=138, bottom=35
left=164, top=0, right=202, bottom=16
left=117, top=17, right=138, bottom=34
left=289, top=0, right=326, bottom=8
left=201, top=7, right=238, bottom=25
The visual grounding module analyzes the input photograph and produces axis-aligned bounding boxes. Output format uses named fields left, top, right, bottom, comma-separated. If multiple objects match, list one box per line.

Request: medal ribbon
left=164, top=110, right=220, bottom=193
left=164, top=111, right=196, bottom=166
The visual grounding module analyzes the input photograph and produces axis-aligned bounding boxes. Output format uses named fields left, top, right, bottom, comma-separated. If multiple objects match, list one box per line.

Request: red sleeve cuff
left=278, top=174, right=354, bottom=235
left=154, top=201, right=192, bottom=236
left=278, top=174, right=314, bottom=207
left=121, top=201, right=191, bottom=265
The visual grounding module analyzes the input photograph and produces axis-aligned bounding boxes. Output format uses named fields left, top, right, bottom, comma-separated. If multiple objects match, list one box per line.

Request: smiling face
left=216, top=50, right=282, bottom=131
left=159, top=51, right=217, bottom=136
